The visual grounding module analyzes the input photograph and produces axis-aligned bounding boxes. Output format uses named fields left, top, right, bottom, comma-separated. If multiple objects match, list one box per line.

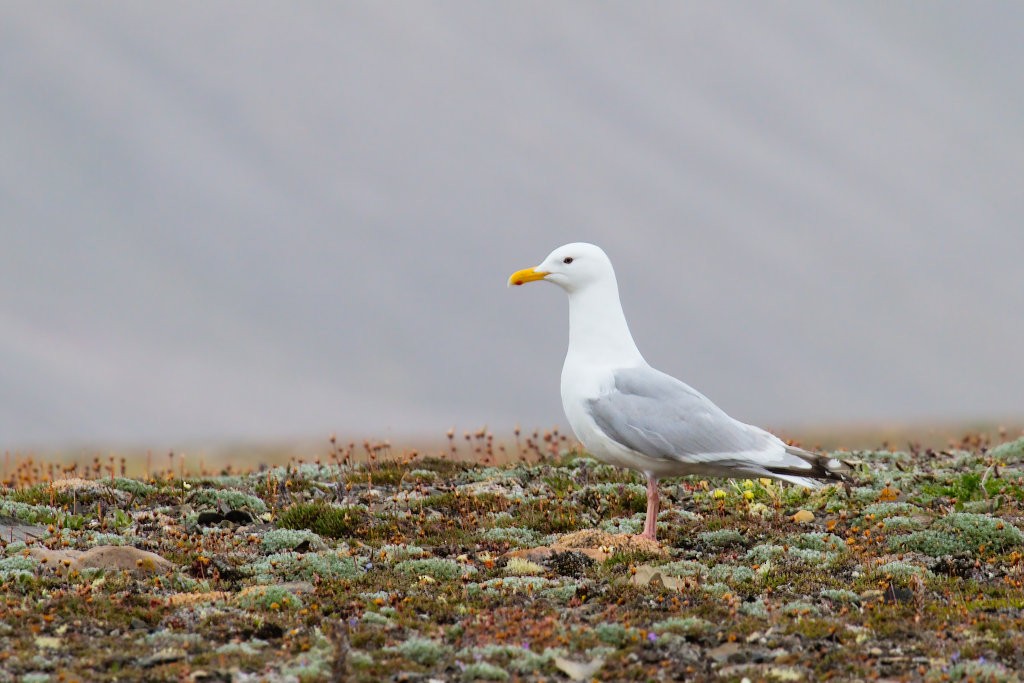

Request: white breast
left=560, top=359, right=658, bottom=473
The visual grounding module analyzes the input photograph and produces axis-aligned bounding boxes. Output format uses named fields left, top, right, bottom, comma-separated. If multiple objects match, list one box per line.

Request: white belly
left=560, top=360, right=661, bottom=475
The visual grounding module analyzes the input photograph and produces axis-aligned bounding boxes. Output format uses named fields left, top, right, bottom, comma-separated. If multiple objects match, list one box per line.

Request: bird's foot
left=632, top=530, right=659, bottom=544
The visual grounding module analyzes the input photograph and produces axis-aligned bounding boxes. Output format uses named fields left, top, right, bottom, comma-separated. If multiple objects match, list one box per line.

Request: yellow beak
left=508, top=267, right=549, bottom=286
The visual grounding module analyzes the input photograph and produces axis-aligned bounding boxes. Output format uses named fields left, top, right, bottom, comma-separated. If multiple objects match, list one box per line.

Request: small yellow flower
left=743, top=490, right=755, bottom=501
left=712, top=488, right=727, bottom=500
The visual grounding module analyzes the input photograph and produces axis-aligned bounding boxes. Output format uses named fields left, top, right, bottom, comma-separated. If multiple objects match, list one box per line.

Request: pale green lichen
left=407, top=469, right=439, bottom=482
left=3, top=541, right=28, bottom=556
left=188, top=489, right=267, bottom=513
left=651, top=616, right=711, bottom=635
left=348, top=649, right=374, bottom=667
left=875, top=560, right=930, bottom=578
left=599, top=513, right=644, bottom=535
left=508, top=648, right=566, bottom=674
left=250, top=550, right=361, bottom=582
left=378, top=543, right=426, bottom=562
left=109, top=477, right=157, bottom=497
left=739, top=598, right=769, bottom=618
left=941, top=512, right=1024, bottom=551
left=460, top=662, right=509, bottom=681
left=707, top=564, right=755, bottom=584
left=697, top=529, right=746, bottom=548
left=279, top=628, right=335, bottom=681
left=888, top=530, right=967, bottom=557
left=579, top=482, right=647, bottom=498
left=594, top=622, right=638, bottom=646
left=215, top=640, right=268, bottom=655
left=386, top=636, right=450, bottom=665
left=0, top=555, right=39, bottom=582
left=787, top=548, right=840, bottom=565
left=788, top=532, right=845, bottom=552
left=260, top=528, right=326, bottom=554
left=781, top=600, right=818, bottom=616
left=746, top=544, right=786, bottom=563
left=541, top=583, right=578, bottom=601
left=702, top=582, right=732, bottom=597
left=85, top=532, right=131, bottom=547
left=473, top=576, right=552, bottom=594
left=504, top=556, right=545, bottom=576
left=889, top=513, right=1024, bottom=557
left=821, top=589, right=861, bottom=604
left=360, top=611, right=392, bottom=626
left=849, top=486, right=886, bottom=503
left=480, top=526, right=547, bottom=547
left=862, top=501, right=920, bottom=518
left=20, top=674, right=51, bottom=683
left=236, top=585, right=303, bottom=610
left=988, top=437, right=1024, bottom=464
left=926, top=658, right=1017, bottom=682
left=394, top=558, right=474, bottom=580
left=655, top=560, right=707, bottom=578
left=0, top=500, right=60, bottom=525
left=882, top=515, right=924, bottom=531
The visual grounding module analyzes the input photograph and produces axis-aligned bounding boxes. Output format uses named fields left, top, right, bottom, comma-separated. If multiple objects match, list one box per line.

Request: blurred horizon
left=3, top=3, right=1023, bottom=453
left=6, top=420, right=1023, bottom=477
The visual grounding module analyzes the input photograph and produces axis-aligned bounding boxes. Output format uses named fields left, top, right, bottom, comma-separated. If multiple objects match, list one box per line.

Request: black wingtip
left=778, top=445, right=854, bottom=483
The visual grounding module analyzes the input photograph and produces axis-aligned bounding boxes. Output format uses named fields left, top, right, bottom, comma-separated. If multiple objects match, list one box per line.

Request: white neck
left=565, top=278, right=645, bottom=369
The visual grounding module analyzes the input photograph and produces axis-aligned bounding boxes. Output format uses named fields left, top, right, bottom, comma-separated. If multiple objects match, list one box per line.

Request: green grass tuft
left=276, top=501, right=368, bottom=539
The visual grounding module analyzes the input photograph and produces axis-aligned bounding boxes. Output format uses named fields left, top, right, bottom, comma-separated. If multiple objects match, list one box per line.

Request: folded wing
left=586, top=365, right=849, bottom=484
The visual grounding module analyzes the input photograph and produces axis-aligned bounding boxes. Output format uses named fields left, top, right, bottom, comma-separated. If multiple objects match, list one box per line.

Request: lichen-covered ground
left=3, top=436, right=1024, bottom=682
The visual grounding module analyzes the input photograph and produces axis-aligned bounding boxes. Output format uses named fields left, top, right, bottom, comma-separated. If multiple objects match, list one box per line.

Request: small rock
left=0, top=516, right=49, bottom=542
left=544, top=550, right=596, bottom=577
left=35, top=636, right=62, bottom=650
left=792, top=510, right=815, bottom=524
left=883, top=585, right=915, bottom=604
left=630, top=564, right=691, bottom=591
left=254, top=622, right=284, bottom=639
left=238, top=580, right=315, bottom=600
left=74, top=545, right=174, bottom=575
left=554, top=655, right=605, bottom=681
left=505, top=530, right=664, bottom=564
left=29, top=547, right=85, bottom=569
left=197, top=511, right=224, bottom=526
left=708, top=641, right=742, bottom=663
left=767, top=666, right=805, bottom=681
left=224, top=510, right=253, bottom=524
left=49, top=477, right=101, bottom=492
left=138, top=647, right=186, bottom=668
left=166, top=591, right=231, bottom=607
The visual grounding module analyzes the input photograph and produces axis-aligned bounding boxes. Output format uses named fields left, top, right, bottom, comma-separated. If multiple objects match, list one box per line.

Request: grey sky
left=2, top=3, right=1022, bottom=450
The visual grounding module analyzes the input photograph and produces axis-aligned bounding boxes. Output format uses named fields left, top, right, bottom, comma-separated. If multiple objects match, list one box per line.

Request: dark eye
left=563, top=257, right=574, bottom=264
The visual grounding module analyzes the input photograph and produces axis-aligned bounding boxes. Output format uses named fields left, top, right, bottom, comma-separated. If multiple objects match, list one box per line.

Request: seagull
left=509, top=242, right=849, bottom=541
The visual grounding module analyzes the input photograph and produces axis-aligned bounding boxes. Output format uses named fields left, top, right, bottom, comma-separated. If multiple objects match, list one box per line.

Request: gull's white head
left=508, top=242, right=616, bottom=295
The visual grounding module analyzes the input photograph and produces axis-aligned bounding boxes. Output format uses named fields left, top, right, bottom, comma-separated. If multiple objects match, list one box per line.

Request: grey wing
left=586, top=366, right=774, bottom=465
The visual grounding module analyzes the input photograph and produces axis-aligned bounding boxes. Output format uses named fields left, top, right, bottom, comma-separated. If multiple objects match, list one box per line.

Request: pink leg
left=639, top=475, right=659, bottom=540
